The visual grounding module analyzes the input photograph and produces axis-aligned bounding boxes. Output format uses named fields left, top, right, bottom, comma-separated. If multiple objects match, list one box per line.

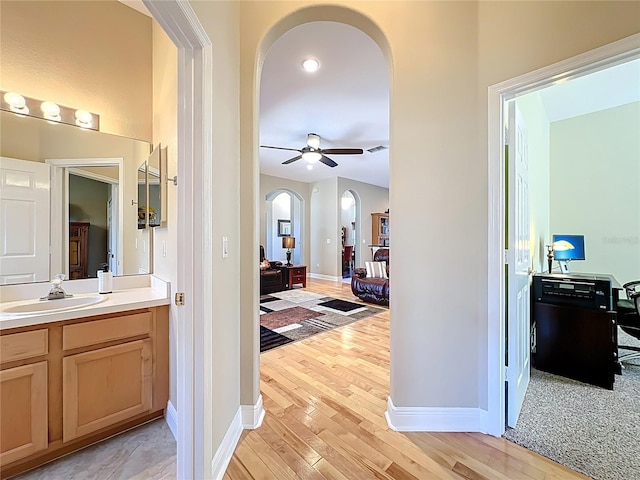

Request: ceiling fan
left=260, top=133, right=363, bottom=167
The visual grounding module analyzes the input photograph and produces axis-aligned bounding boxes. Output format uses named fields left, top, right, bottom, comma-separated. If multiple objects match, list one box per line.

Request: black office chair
left=617, top=280, right=640, bottom=363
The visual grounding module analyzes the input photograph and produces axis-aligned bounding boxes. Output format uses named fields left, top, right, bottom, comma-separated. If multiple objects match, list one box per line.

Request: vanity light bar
left=0, top=90, right=100, bottom=131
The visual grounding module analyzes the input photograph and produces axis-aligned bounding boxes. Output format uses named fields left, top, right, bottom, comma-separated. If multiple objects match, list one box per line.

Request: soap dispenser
left=97, top=263, right=113, bottom=294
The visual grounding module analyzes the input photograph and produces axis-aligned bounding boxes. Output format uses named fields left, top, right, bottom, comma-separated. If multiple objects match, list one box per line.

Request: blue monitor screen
left=552, top=234, right=585, bottom=261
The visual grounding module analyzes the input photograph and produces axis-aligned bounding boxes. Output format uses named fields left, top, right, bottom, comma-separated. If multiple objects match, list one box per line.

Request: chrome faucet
left=40, top=274, right=73, bottom=301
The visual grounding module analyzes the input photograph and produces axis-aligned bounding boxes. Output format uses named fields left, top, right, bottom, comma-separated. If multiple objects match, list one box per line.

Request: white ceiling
left=538, top=59, right=640, bottom=122
left=118, top=3, right=638, bottom=189
left=259, top=22, right=390, bottom=188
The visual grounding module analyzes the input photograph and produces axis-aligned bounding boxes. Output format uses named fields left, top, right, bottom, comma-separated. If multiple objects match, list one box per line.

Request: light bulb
left=41, top=101, right=61, bottom=121
left=307, top=133, right=320, bottom=149
left=75, top=109, right=93, bottom=128
left=302, top=151, right=322, bottom=163
left=4, top=92, right=28, bottom=114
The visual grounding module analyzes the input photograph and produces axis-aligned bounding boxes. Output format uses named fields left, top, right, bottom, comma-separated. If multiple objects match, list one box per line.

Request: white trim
left=143, top=1, right=212, bottom=478
left=210, top=408, right=243, bottom=480
left=68, top=167, right=119, bottom=185
left=486, top=33, right=640, bottom=437
left=241, top=394, right=266, bottom=429
left=309, top=273, right=342, bottom=282
left=165, top=400, right=178, bottom=441
left=385, top=397, right=488, bottom=433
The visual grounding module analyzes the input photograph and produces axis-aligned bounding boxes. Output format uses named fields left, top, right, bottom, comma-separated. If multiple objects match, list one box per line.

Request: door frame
left=47, top=157, right=124, bottom=280
left=143, top=1, right=212, bottom=478
left=486, top=33, right=640, bottom=436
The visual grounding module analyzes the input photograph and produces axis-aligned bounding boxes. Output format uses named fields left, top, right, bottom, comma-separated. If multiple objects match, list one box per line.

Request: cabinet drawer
left=290, top=268, right=305, bottom=276
left=63, top=312, right=152, bottom=351
left=292, top=274, right=305, bottom=282
left=1, top=329, right=48, bottom=364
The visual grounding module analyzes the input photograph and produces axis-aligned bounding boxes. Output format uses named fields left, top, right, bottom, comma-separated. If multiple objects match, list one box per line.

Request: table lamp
left=282, top=236, right=295, bottom=266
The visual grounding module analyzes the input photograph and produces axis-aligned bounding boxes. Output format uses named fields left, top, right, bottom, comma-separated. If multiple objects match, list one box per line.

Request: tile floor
left=11, top=419, right=176, bottom=480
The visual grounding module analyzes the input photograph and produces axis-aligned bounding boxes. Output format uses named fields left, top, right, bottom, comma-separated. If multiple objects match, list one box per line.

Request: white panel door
left=0, top=157, right=50, bottom=284
left=507, top=102, right=531, bottom=427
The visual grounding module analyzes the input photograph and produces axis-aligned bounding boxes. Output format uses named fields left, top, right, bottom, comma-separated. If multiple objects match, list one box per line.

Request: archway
left=340, top=189, right=360, bottom=280
left=249, top=5, right=393, bottom=425
left=264, top=189, right=304, bottom=265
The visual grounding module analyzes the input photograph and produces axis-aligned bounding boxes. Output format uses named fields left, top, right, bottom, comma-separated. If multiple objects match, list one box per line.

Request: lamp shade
left=282, top=236, right=296, bottom=249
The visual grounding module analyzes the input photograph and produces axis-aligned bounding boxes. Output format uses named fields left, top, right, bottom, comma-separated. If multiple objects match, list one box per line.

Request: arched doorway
left=265, top=189, right=304, bottom=265
left=340, top=189, right=360, bottom=280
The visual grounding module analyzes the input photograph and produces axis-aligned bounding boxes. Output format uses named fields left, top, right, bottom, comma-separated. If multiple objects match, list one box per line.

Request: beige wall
left=188, top=0, right=242, bottom=468
left=234, top=1, right=640, bottom=415
left=338, top=177, right=389, bottom=266
left=0, top=0, right=152, bottom=141
left=260, top=175, right=389, bottom=278
left=550, top=102, right=640, bottom=285
left=151, top=21, right=179, bottom=409
left=260, top=174, right=312, bottom=266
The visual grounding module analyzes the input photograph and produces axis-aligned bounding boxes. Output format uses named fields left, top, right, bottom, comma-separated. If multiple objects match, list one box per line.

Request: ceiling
left=119, top=2, right=638, bottom=190
left=259, top=22, right=390, bottom=188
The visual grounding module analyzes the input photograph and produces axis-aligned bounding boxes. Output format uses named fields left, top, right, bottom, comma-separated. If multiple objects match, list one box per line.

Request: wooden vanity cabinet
left=0, top=306, right=169, bottom=479
left=0, top=330, right=49, bottom=467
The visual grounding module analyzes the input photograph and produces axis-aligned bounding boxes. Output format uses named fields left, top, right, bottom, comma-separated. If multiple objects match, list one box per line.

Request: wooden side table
left=282, top=265, right=307, bottom=289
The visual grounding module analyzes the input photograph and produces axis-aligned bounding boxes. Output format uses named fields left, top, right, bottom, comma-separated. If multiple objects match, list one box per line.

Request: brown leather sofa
left=260, top=245, right=284, bottom=295
left=351, top=248, right=389, bottom=306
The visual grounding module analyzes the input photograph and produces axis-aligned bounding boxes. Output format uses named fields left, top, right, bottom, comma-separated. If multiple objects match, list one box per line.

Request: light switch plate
left=222, top=236, right=229, bottom=258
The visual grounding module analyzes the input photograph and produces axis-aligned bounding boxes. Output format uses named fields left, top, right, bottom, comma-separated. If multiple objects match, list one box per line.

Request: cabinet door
left=0, top=362, right=48, bottom=465
left=63, top=339, right=152, bottom=442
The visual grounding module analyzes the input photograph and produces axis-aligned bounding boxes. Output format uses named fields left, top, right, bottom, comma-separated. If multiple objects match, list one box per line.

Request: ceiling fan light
left=307, top=133, right=320, bottom=149
left=302, top=151, right=322, bottom=163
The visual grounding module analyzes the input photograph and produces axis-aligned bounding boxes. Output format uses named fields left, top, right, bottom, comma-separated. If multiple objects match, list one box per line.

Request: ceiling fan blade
left=321, top=148, right=364, bottom=155
left=319, top=155, right=338, bottom=168
left=367, top=145, right=389, bottom=153
left=282, top=155, right=302, bottom=165
left=260, top=145, right=302, bottom=153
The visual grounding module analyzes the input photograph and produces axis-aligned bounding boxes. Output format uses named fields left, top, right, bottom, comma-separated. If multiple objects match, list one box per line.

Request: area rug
left=259, top=290, right=383, bottom=353
left=504, top=330, right=640, bottom=480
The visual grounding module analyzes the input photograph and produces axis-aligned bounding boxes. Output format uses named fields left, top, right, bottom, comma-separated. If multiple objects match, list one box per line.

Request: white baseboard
left=211, top=408, right=243, bottom=480
left=309, top=273, right=342, bottom=282
left=165, top=400, right=178, bottom=441
left=385, top=396, right=488, bottom=433
left=241, top=394, right=266, bottom=429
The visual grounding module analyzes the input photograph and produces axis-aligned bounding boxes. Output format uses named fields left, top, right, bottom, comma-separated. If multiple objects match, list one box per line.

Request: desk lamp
left=282, top=236, right=295, bottom=267
left=546, top=244, right=554, bottom=274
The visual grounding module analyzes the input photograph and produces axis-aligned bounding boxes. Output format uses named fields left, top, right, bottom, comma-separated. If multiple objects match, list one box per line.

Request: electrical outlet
left=326, top=238, right=331, bottom=244
left=363, top=238, right=367, bottom=243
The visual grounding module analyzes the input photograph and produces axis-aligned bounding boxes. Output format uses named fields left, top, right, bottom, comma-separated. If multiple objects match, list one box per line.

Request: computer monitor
left=552, top=234, right=585, bottom=273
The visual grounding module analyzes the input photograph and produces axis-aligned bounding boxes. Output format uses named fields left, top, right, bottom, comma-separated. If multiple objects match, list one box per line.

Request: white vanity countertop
left=0, top=275, right=171, bottom=330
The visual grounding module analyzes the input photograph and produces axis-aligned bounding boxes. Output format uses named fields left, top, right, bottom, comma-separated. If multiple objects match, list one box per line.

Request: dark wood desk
left=532, top=273, right=620, bottom=389
left=280, top=265, right=307, bottom=289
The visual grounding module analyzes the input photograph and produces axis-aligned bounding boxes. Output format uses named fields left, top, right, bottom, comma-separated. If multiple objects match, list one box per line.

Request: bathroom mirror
left=147, top=144, right=167, bottom=228
left=137, top=161, right=148, bottom=229
left=0, top=110, right=153, bottom=284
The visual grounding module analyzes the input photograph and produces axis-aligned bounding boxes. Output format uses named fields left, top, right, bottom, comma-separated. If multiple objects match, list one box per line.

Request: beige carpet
left=504, top=330, right=640, bottom=480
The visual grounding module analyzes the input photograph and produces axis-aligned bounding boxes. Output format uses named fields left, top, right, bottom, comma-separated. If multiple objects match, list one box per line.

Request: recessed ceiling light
left=302, top=58, right=320, bottom=73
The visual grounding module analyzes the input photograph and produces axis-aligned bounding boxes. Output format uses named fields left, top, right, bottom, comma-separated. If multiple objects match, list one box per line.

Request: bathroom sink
left=1, top=294, right=107, bottom=316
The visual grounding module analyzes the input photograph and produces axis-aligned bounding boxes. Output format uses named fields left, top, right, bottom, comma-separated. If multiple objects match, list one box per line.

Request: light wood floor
left=225, top=278, right=589, bottom=480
